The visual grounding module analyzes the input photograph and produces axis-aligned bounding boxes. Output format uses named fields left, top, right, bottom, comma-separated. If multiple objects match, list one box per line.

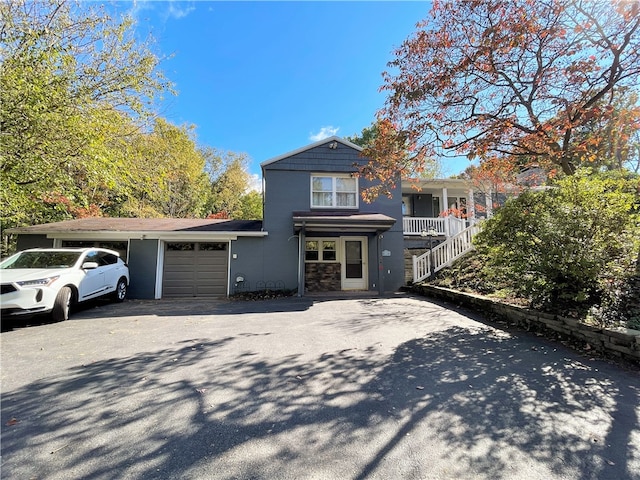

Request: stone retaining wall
left=412, top=284, right=640, bottom=365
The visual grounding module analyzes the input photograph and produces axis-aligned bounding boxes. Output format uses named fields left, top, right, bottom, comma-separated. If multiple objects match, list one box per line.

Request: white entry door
left=341, top=237, right=367, bottom=290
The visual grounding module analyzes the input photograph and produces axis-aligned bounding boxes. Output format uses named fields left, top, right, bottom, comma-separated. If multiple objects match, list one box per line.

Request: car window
left=84, top=252, right=101, bottom=264
left=98, top=252, right=118, bottom=266
left=2, top=252, right=81, bottom=269
left=82, top=251, right=119, bottom=267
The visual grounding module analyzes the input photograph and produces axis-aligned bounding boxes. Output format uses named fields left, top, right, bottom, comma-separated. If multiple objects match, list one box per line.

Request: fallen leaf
left=6, top=418, right=19, bottom=426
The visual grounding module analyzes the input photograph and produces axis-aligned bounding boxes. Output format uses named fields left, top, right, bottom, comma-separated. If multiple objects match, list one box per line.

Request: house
left=10, top=136, right=517, bottom=297
left=8, top=137, right=406, bottom=298
left=259, top=136, right=404, bottom=296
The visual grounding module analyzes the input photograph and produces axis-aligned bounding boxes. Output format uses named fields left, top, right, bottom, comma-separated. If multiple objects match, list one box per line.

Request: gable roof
left=260, top=136, right=363, bottom=168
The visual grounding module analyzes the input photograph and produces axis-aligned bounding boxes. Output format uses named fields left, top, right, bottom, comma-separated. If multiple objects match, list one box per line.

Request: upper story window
left=311, top=174, right=358, bottom=208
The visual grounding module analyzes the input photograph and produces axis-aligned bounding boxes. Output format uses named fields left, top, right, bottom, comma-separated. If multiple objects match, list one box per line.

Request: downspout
left=298, top=223, right=306, bottom=297
left=261, top=166, right=266, bottom=230
left=377, top=232, right=384, bottom=295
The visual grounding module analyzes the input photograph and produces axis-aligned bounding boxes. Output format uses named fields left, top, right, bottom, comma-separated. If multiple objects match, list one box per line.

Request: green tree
left=236, top=190, right=263, bottom=220
left=120, top=119, right=210, bottom=218
left=207, top=151, right=256, bottom=219
left=346, top=123, right=381, bottom=149
left=0, top=0, right=169, bottom=238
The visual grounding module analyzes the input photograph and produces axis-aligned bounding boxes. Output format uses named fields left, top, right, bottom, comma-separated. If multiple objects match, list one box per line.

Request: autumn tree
left=372, top=0, right=640, bottom=187
left=352, top=120, right=441, bottom=202
left=571, top=88, right=640, bottom=172
left=350, top=121, right=442, bottom=175
left=459, top=156, right=524, bottom=218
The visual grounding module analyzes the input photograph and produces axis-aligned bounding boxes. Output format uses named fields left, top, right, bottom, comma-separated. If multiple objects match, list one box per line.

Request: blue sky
left=113, top=1, right=466, bottom=180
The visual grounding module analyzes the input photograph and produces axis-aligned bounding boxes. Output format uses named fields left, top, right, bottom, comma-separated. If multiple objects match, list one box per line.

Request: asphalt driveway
left=1, top=294, right=639, bottom=480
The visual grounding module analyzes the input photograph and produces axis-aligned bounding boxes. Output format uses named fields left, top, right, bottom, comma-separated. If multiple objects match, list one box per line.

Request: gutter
left=18, top=231, right=269, bottom=241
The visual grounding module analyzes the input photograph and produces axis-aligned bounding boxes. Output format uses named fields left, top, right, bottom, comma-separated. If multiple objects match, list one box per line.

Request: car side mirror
left=82, top=261, right=99, bottom=270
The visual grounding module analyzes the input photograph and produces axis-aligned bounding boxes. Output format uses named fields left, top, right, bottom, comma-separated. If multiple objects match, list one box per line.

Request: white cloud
left=309, top=126, right=339, bottom=142
left=128, top=0, right=195, bottom=22
left=128, top=0, right=155, bottom=21
left=247, top=173, right=262, bottom=193
left=167, top=1, right=195, bottom=20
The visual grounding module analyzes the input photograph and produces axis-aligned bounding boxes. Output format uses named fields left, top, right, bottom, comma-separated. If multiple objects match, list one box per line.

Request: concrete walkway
left=1, top=294, right=639, bottom=479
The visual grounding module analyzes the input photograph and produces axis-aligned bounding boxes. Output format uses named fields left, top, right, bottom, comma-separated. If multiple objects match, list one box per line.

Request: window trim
left=310, top=174, right=358, bottom=209
left=304, top=238, right=339, bottom=263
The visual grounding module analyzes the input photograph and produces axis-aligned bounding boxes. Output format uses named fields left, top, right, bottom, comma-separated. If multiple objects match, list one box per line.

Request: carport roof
left=9, top=218, right=265, bottom=236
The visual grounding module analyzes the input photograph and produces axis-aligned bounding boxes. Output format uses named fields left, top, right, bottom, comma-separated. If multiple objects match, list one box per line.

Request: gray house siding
left=230, top=236, right=275, bottom=293
left=269, top=142, right=364, bottom=172
left=261, top=139, right=405, bottom=294
left=127, top=239, right=160, bottom=299
left=261, top=169, right=313, bottom=291
left=373, top=221, right=405, bottom=292
left=261, top=168, right=334, bottom=292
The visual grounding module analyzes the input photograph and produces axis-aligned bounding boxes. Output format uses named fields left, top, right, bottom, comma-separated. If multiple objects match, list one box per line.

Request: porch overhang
left=292, top=211, right=396, bottom=234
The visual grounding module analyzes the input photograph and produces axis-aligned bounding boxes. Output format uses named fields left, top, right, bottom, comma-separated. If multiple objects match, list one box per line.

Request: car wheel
left=52, top=286, right=72, bottom=322
left=113, top=278, right=127, bottom=302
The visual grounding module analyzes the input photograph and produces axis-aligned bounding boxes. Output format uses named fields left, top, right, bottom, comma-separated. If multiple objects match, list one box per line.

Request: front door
left=341, top=237, right=367, bottom=290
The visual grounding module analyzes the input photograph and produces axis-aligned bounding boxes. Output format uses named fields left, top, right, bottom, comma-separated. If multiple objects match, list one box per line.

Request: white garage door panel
left=163, top=243, right=228, bottom=297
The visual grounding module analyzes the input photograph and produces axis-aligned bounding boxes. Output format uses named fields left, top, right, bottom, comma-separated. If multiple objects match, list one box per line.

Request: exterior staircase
left=412, top=223, right=481, bottom=283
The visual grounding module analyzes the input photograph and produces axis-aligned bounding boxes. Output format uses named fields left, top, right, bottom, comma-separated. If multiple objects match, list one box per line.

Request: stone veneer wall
left=412, top=284, right=640, bottom=365
left=403, top=248, right=429, bottom=285
left=306, top=263, right=341, bottom=292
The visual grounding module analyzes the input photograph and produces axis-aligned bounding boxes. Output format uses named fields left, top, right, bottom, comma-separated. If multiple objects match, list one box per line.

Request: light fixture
left=328, top=141, right=338, bottom=149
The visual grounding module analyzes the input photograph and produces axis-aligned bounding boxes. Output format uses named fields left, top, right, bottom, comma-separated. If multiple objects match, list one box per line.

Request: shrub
left=473, top=170, right=640, bottom=322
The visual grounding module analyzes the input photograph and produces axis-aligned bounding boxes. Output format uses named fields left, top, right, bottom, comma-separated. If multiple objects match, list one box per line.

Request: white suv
left=0, top=248, right=129, bottom=322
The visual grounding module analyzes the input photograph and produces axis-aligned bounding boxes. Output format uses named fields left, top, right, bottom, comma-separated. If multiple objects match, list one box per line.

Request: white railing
left=403, top=215, right=467, bottom=237
left=448, top=216, right=467, bottom=236
left=403, top=217, right=446, bottom=235
left=412, top=223, right=482, bottom=283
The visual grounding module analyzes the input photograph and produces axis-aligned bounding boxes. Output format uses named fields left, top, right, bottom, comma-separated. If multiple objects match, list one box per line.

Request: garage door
left=163, top=242, right=228, bottom=297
